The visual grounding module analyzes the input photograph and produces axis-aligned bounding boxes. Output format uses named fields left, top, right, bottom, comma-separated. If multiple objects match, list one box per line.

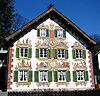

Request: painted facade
left=6, top=7, right=96, bottom=91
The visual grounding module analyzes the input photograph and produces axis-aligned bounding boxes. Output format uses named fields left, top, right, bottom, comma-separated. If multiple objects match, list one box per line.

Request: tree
left=12, top=14, right=29, bottom=31
left=0, top=0, right=15, bottom=48
left=90, top=34, right=100, bottom=42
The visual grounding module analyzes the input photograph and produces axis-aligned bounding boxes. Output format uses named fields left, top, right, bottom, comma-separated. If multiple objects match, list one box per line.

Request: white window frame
left=18, top=70, right=28, bottom=82
left=39, top=71, right=48, bottom=82
left=40, top=29, right=46, bottom=37
left=58, top=71, right=66, bottom=82
left=40, top=48, right=47, bottom=58
left=75, top=50, right=83, bottom=59
left=58, top=49, right=65, bottom=58
left=77, top=71, right=84, bottom=81
left=20, top=48, right=28, bottom=58
left=57, top=30, right=63, bottom=37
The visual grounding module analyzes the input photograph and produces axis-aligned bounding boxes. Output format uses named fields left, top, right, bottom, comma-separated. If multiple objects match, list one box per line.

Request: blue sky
left=15, top=0, right=100, bottom=36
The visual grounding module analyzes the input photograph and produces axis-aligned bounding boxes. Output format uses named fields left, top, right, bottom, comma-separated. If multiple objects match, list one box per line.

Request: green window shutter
left=73, top=71, right=77, bottom=82
left=34, top=71, right=39, bottom=82
left=46, top=29, right=49, bottom=37
left=16, top=48, right=19, bottom=58
left=84, top=71, right=89, bottom=81
left=48, top=71, right=52, bottom=82
left=63, top=30, right=66, bottom=38
left=28, top=71, right=33, bottom=82
left=14, top=71, right=18, bottom=82
left=37, top=29, right=40, bottom=37
left=83, top=50, right=86, bottom=59
left=54, top=49, right=57, bottom=59
left=48, top=49, right=51, bottom=59
left=66, top=71, right=71, bottom=82
left=72, top=50, right=76, bottom=59
left=65, top=49, right=68, bottom=59
left=36, top=48, right=39, bottom=58
left=54, top=71, right=58, bottom=82
left=28, top=48, right=32, bottom=58
left=54, top=30, right=57, bottom=37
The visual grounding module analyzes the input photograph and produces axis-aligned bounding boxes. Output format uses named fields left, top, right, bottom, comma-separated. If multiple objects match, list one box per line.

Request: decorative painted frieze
left=16, top=82, right=31, bottom=87
left=36, top=82, right=50, bottom=87
left=16, top=38, right=32, bottom=48
left=72, top=61, right=87, bottom=71
left=37, top=23, right=49, bottom=29
left=72, top=42, right=85, bottom=49
left=15, top=59, right=32, bottom=70
left=56, top=82, right=69, bottom=87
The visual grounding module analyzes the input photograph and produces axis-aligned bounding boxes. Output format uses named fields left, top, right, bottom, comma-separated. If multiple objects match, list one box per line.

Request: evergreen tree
left=0, top=0, right=15, bottom=48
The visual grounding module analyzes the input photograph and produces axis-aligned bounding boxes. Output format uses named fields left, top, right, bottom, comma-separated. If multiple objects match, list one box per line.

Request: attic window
left=57, top=30, right=63, bottom=37
left=54, top=30, right=66, bottom=38
left=37, top=29, right=49, bottom=37
left=40, top=29, right=46, bottom=37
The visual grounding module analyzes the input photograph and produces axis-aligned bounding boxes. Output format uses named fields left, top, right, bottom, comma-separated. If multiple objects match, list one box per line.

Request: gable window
left=76, top=50, right=82, bottom=58
left=58, top=71, right=66, bottom=82
left=37, top=29, right=49, bottom=37
left=40, top=29, right=46, bottom=37
left=40, top=48, right=47, bottom=58
left=54, top=30, right=66, bottom=38
left=57, top=30, right=63, bottom=37
left=20, top=48, right=28, bottom=58
left=58, top=49, right=65, bottom=58
left=19, top=70, right=28, bottom=82
left=77, top=71, right=84, bottom=81
left=39, top=71, right=48, bottom=82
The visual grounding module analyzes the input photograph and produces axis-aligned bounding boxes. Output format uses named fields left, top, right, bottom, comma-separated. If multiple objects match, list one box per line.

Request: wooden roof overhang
left=5, top=6, right=96, bottom=47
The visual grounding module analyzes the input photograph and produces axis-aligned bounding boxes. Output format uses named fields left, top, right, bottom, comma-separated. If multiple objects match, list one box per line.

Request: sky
left=14, top=0, right=100, bottom=36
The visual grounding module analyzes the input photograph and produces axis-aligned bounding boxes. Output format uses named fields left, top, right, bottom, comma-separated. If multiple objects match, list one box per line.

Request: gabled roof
left=5, top=6, right=96, bottom=45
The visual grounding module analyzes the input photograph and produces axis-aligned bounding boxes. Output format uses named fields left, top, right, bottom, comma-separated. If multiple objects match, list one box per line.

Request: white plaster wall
left=9, top=18, right=94, bottom=91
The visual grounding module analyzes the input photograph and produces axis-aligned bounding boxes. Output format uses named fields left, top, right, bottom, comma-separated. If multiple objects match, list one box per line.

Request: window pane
left=40, top=71, right=48, bottom=82
left=58, top=49, right=65, bottom=58
left=57, top=30, right=63, bottom=37
left=77, top=71, right=84, bottom=81
left=40, top=48, right=47, bottom=58
left=58, top=71, right=66, bottom=82
left=40, top=29, right=46, bottom=37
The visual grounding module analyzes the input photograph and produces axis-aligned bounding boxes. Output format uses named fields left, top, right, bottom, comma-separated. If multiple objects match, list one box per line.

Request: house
left=5, top=6, right=96, bottom=92
left=92, top=42, right=100, bottom=88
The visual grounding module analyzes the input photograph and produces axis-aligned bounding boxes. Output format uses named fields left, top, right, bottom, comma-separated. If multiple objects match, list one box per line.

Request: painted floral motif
left=16, top=38, right=32, bottom=47
left=58, top=62, right=69, bottom=68
left=72, top=61, right=87, bottom=70
left=37, top=23, right=49, bottom=29
left=36, top=62, right=48, bottom=69
left=55, top=26, right=63, bottom=30
left=72, top=42, right=85, bottom=49
left=16, top=59, right=31, bottom=68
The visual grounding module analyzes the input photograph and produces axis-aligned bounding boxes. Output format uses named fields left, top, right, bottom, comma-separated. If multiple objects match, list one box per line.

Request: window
left=19, top=70, right=28, bottom=82
left=58, top=71, right=66, bottom=82
left=39, top=71, right=48, bottom=82
left=77, top=71, right=84, bottom=81
left=20, top=48, right=28, bottom=58
left=40, top=48, right=47, bottom=58
left=76, top=50, right=82, bottom=58
left=57, top=30, right=63, bottom=37
left=58, top=49, right=65, bottom=58
left=40, top=29, right=46, bottom=37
